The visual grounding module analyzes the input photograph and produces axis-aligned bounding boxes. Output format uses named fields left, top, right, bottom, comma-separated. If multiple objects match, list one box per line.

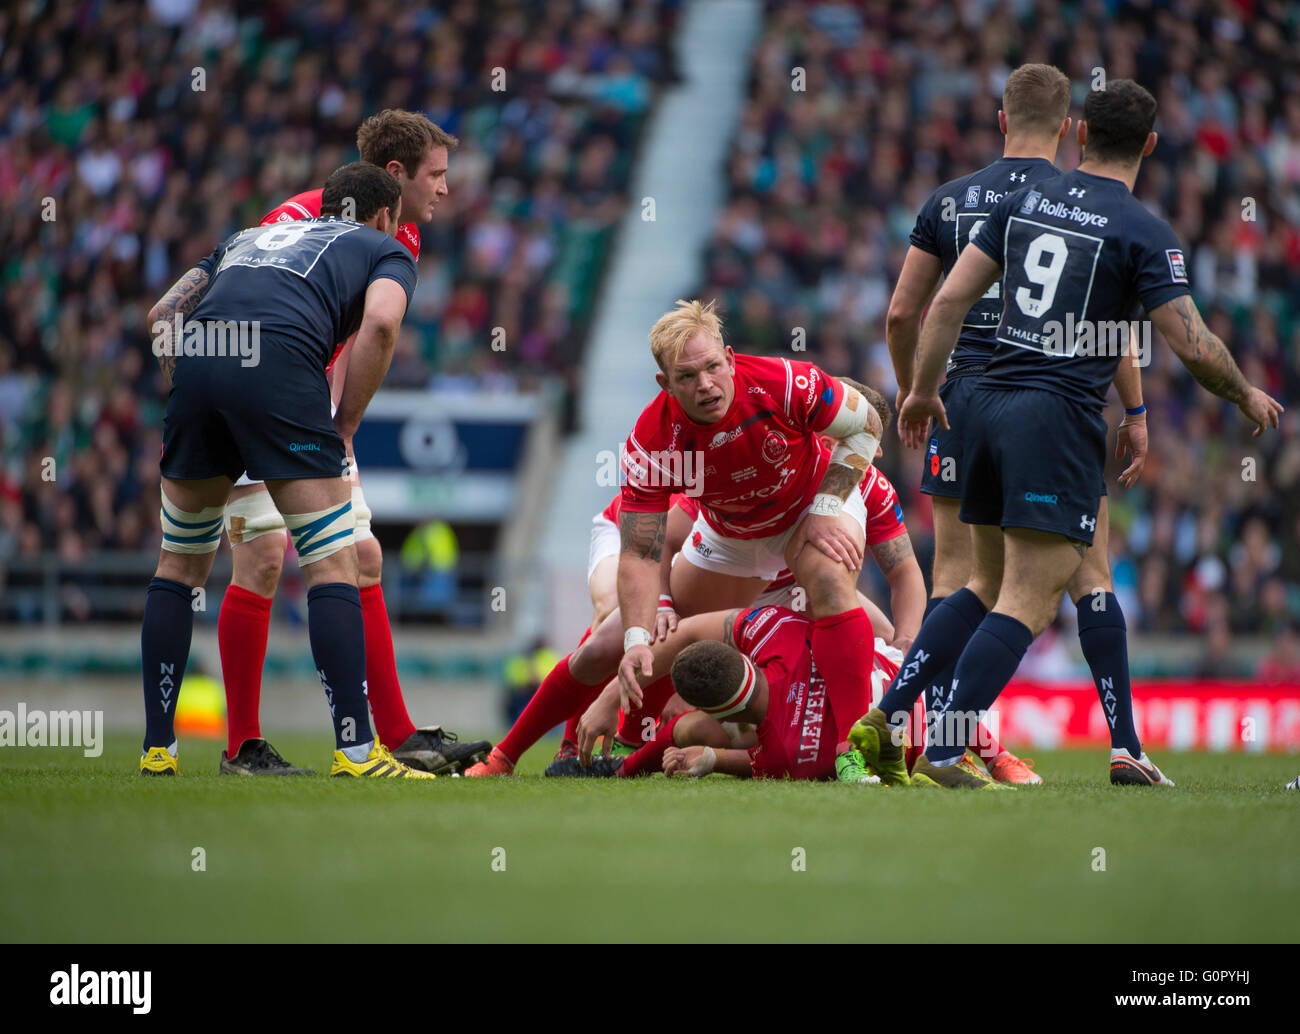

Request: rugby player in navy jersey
left=860, top=79, right=1282, bottom=788
left=139, top=163, right=433, bottom=778
left=886, top=64, right=1149, bottom=785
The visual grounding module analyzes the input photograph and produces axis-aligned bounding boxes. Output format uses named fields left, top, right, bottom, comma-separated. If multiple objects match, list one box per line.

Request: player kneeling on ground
left=139, top=163, right=432, bottom=779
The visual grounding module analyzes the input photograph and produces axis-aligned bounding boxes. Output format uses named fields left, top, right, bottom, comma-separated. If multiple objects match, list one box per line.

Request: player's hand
left=617, top=644, right=652, bottom=712
left=898, top=391, right=947, bottom=450
left=653, top=601, right=678, bottom=643
left=895, top=387, right=909, bottom=419
left=663, top=745, right=716, bottom=779
left=1238, top=387, right=1284, bottom=438
left=1115, top=415, right=1147, bottom=488
left=576, top=689, right=619, bottom=767
left=890, top=635, right=914, bottom=655
left=790, top=513, right=862, bottom=571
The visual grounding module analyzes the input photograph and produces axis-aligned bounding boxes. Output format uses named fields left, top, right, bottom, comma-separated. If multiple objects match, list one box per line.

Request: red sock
left=972, top=721, right=1004, bottom=763
left=810, top=608, right=874, bottom=750
left=616, top=673, right=676, bottom=745
left=620, top=712, right=687, bottom=777
left=219, top=584, right=272, bottom=758
left=360, top=584, right=417, bottom=748
left=498, top=654, right=604, bottom=765
left=906, top=697, right=925, bottom=772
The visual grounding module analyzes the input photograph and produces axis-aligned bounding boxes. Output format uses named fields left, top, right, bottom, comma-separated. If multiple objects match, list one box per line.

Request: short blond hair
left=649, top=299, right=725, bottom=372
left=1002, top=64, right=1071, bottom=137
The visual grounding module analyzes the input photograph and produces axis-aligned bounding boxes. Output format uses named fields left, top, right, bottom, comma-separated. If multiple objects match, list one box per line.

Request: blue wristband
left=1125, top=404, right=1146, bottom=416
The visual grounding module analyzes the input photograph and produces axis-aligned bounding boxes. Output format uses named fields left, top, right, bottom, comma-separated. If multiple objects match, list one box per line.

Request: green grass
left=2, top=734, right=1297, bottom=942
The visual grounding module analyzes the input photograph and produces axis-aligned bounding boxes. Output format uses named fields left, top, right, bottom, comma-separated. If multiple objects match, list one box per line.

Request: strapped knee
left=284, top=500, right=355, bottom=566
left=351, top=483, right=373, bottom=543
left=160, top=491, right=225, bottom=554
left=224, top=488, right=288, bottom=545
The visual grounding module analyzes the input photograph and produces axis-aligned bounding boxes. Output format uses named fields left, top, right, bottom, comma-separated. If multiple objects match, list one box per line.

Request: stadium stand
left=0, top=0, right=680, bottom=623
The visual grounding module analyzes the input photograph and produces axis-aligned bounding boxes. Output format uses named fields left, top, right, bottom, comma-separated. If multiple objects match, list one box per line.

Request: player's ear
left=1058, top=116, right=1072, bottom=141
left=997, top=110, right=1007, bottom=136
left=387, top=159, right=407, bottom=182
left=655, top=370, right=669, bottom=392
left=724, top=345, right=735, bottom=369
left=1142, top=131, right=1157, bottom=158
left=1077, top=120, right=1088, bottom=149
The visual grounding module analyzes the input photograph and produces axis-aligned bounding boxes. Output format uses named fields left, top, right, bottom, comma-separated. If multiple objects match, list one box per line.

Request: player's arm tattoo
left=869, top=532, right=915, bottom=576
left=619, top=510, right=666, bottom=562
left=1162, top=296, right=1251, bottom=405
left=149, top=266, right=211, bottom=388
left=814, top=462, right=863, bottom=502
left=722, top=608, right=742, bottom=648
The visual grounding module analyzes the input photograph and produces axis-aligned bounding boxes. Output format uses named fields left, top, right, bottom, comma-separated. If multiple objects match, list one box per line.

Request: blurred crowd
left=0, top=0, right=677, bottom=606
left=694, top=0, right=1300, bottom=669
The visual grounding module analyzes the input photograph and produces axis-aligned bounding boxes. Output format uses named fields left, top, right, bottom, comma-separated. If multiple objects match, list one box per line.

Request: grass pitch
left=2, top=734, right=1297, bottom=942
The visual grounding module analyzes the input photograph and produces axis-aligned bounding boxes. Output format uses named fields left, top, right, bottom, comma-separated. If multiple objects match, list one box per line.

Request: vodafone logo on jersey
left=762, top=431, right=788, bottom=464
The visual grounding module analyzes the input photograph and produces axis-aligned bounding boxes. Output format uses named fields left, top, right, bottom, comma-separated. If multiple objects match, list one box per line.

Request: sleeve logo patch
left=1166, top=249, right=1188, bottom=283
left=1020, top=190, right=1041, bottom=214
left=965, top=185, right=980, bottom=207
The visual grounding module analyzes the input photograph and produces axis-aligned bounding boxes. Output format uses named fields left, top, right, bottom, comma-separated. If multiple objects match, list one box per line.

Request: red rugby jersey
left=620, top=355, right=845, bottom=540
left=735, top=604, right=893, bottom=781
left=733, top=605, right=838, bottom=781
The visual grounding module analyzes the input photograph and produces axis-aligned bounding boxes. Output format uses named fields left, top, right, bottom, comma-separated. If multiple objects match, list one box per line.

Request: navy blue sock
left=141, top=577, right=194, bottom=751
left=920, top=596, right=959, bottom=714
left=926, top=612, right=1033, bottom=765
left=307, top=582, right=374, bottom=751
left=878, top=588, right=987, bottom=722
left=1076, top=592, right=1141, bottom=756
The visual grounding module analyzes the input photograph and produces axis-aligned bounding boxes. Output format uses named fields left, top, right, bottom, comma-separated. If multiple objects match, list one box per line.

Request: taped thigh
left=284, top=499, right=355, bottom=566
left=161, top=491, right=225, bottom=555
left=224, top=487, right=287, bottom=545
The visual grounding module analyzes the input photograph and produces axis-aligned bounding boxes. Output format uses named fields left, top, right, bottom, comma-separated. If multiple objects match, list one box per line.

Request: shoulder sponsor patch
left=1019, top=190, right=1041, bottom=214
left=965, top=185, right=980, bottom=207
left=1166, top=248, right=1188, bottom=284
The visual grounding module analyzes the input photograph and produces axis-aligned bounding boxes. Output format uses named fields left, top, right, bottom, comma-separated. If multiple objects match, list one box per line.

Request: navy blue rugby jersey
left=909, top=156, right=1059, bottom=373
left=190, top=216, right=417, bottom=369
left=970, top=168, right=1191, bottom=410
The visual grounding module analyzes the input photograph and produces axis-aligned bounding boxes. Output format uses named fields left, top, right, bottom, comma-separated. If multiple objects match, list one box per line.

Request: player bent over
left=139, top=164, right=432, bottom=778
left=862, top=80, right=1282, bottom=788
left=218, top=109, right=488, bottom=776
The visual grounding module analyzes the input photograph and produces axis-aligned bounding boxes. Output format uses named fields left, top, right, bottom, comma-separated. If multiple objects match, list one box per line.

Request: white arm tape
left=831, top=432, right=880, bottom=472
left=821, top=385, right=871, bottom=437
left=810, top=493, right=843, bottom=517
left=624, top=626, right=653, bottom=651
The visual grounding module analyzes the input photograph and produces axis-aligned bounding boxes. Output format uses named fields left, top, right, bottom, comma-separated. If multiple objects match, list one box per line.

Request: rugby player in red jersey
left=467, top=353, right=894, bottom=775
left=215, top=109, right=490, bottom=776
left=613, top=299, right=891, bottom=783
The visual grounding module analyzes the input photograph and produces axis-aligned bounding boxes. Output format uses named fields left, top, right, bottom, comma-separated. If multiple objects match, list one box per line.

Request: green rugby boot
left=848, top=708, right=911, bottom=786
